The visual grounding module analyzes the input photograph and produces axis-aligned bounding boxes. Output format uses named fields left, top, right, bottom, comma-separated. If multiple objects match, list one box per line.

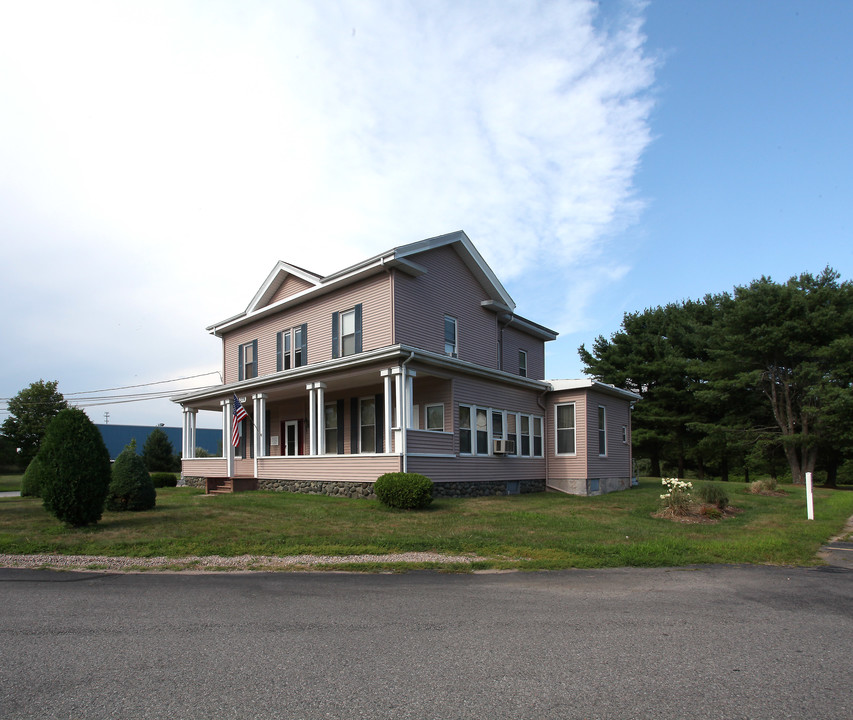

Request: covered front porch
left=177, top=356, right=454, bottom=492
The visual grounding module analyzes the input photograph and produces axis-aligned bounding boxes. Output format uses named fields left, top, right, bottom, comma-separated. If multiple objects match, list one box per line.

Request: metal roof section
left=547, top=378, right=642, bottom=401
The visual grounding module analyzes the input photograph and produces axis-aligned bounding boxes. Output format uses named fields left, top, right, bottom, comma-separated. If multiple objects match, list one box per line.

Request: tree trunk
left=650, top=453, right=661, bottom=478
left=824, top=462, right=838, bottom=489
left=720, top=454, right=729, bottom=482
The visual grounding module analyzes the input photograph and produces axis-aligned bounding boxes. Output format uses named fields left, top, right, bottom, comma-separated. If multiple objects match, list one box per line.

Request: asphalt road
left=1, top=565, right=850, bottom=720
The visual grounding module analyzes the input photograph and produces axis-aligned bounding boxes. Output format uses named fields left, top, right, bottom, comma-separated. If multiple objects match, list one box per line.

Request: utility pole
left=104, top=412, right=110, bottom=424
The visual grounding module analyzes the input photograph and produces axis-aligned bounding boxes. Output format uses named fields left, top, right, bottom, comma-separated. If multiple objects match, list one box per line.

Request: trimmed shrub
left=697, top=482, right=729, bottom=510
left=40, top=408, right=111, bottom=527
left=374, top=472, right=434, bottom=510
left=107, top=447, right=157, bottom=512
left=150, top=472, right=178, bottom=488
left=749, top=478, right=778, bottom=494
left=21, top=454, right=47, bottom=497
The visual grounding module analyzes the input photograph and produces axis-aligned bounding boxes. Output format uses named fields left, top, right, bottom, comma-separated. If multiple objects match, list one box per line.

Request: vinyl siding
left=501, top=326, right=545, bottom=380
left=546, top=389, right=633, bottom=480
left=269, top=275, right=316, bottom=305
left=257, top=455, right=399, bottom=482
left=408, top=455, right=546, bottom=483
left=394, top=246, right=498, bottom=368
left=222, top=274, right=392, bottom=383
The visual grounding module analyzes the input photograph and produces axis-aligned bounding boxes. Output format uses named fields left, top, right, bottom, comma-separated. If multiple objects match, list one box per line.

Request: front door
left=285, top=420, right=299, bottom=456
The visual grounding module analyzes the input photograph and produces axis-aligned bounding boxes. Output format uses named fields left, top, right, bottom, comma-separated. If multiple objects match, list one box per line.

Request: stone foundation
left=181, top=474, right=546, bottom=499
left=546, top=477, right=631, bottom=496
left=257, top=478, right=376, bottom=499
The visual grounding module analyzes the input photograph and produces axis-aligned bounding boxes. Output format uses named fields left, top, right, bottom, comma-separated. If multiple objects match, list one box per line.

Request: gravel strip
left=0, top=552, right=476, bottom=572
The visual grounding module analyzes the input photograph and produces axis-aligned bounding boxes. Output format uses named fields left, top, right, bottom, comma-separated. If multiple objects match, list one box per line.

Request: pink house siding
left=584, top=391, right=632, bottom=478
left=222, top=273, right=392, bottom=383
left=269, top=275, right=315, bottom=304
left=501, top=326, right=545, bottom=380
left=408, top=455, right=546, bottom=483
left=545, top=389, right=589, bottom=488
left=257, top=455, right=399, bottom=482
left=394, top=246, right=498, bottom=369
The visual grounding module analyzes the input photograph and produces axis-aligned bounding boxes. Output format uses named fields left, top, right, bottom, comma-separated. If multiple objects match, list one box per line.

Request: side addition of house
left=173, top=231, right=640, bottom=497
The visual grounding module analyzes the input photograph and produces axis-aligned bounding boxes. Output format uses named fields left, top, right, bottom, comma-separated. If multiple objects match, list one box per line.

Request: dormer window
left=444, top=316, right=457, bottom=357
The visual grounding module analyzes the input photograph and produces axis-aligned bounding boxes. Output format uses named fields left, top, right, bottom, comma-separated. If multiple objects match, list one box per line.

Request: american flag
left=231, top=395, right=248, bottom=448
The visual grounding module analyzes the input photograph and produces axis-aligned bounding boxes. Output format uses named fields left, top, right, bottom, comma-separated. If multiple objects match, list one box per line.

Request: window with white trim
left=556, top=403, right=576, bottom=455
left=622, top=425, right=628, bottom=444
left=519, top=415, right=531, bottom=457
left=444, top=316, right=458, bottom=356
left=239, top=340, right=258, bottom=380
left=277, top=324, right=308, bottom=371
left=459, top=405, right=472, bottom=454
left=519, top=350, right=527, bottom=377
left=475, top=407, right=489, bottom=455
left=533, top=416, right=543, bottom=457
left=598, top=406, right=607, bottom=456
left=426, top=404, right=444, bottom=432
left=324, top=403, right=338, bottom=455
left=360, top=397, right=376, bottom=454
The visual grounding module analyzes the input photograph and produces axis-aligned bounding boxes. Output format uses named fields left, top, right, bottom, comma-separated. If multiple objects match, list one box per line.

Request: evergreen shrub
left=150, top=472, right=178, bottom=488
left=107, top=446, right=157, bottom=511
left=21, top=454, right=47, bottom=497
left=39, top=408, right=111, bottom=527
left=697, top=482, right=729, bottom=510
left=374, top=472, right=434, bottom=509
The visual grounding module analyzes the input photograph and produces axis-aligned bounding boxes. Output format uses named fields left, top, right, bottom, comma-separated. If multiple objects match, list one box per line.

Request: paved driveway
left=1, top=564, right=851, bottom=719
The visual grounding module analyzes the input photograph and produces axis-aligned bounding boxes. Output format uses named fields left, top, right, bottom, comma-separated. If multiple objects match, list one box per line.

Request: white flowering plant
left=660, top=477, right=693, bottom=514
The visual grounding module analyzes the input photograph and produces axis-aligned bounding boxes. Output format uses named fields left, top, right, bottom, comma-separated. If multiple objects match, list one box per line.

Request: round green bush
left=21, top=454, right=47, bottom=497
left=374, top=472, right=433, bottom=510
left=107, top=447, right=157, bottom=511
left=150, top=472, right=178, bottom=488
left=39, top=408, right=111, bottom=527
left=697, top=482, right=729, bottom=510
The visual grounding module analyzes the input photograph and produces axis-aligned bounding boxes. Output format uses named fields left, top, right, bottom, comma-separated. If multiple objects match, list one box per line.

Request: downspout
left=401, top=350, right=415, bottom=473
left=537, top=386, right=550, bottom=489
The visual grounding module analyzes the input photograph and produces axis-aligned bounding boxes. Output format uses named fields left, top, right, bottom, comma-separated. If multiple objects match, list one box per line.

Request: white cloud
left=0, top=0, right=655, bottom=425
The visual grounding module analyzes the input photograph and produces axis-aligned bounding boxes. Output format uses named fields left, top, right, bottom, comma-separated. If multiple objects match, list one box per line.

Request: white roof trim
left=547, top=378, right=641, bottom=401
left=246, top=261, right=322, bottom=314
left=206, top=230, right=518, bottom=336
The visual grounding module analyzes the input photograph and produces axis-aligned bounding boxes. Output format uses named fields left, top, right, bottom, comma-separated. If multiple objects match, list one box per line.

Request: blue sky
left=1, top=0, right=851, bottom=430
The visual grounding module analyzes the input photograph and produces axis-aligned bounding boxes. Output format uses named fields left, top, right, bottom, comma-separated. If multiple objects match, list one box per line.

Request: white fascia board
left=547, top=378, right=641, bottom=401
left=172, top=346, right=410, bottom=405
left=246, top=261, right=322, bottom=314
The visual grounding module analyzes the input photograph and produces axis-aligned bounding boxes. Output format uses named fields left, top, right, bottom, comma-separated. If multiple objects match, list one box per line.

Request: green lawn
left=0, top=475, right=22, bottom=493
left=1, top=478, right=851, bottom=571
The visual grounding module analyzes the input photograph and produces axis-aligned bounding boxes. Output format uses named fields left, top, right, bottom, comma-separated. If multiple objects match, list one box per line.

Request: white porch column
left=183, top=407, right=197, bottom=459
left=381, top=369, right=394, bottom=453
left=307, top=383, right=317, bottom=456
left=392, top=368, right=404, bottom=453
left=181, top=407, right=189, bottom=457
left=406, top=369, right=416, bottom=428
left=315, top=382, right=327, bottom=455
left=253, top=393, right=267, bottom=477
left=220, top=398, right=235, bottom=477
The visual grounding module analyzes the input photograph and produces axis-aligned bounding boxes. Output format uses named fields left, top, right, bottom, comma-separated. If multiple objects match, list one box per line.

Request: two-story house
left=173, top=231, right=639, bottom=497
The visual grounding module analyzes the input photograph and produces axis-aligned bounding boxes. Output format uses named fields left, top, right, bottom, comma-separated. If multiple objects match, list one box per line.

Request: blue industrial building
left=95, top=424, right=221, bottom=461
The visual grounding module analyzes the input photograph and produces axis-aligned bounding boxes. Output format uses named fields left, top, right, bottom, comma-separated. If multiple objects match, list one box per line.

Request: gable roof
left=548, top=379, right=641, bottom=401
left=207, top=230, right=520, bottom=337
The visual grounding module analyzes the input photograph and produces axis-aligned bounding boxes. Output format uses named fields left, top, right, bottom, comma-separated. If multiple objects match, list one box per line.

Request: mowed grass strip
left=1, top=478, right=851, bottom=570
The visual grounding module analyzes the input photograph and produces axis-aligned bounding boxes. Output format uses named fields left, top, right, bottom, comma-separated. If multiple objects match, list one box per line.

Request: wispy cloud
left=0, top=0, right=655, bottom=423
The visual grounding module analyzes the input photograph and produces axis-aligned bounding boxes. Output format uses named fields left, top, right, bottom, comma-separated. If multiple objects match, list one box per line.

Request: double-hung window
left=519, top=415, right=531, bottom=456
left=556, top=403, right=576, bottom=455
left=459, top=405, right=472, bottom=454
left=239, top=340, right=258, bottom=380
left=533, top=416, right=543, bottom=457
left=324, top=403, right=338, bottom=455
left=360, top=397, right=376, bottom=453
left=598, top=406, right=607, bottom=457
left=332, top=304, right=363, bottom=358
left=444, top=316, right=457, bottom=356
left=519, top=350, right=528, bottom=377
left=276, top=324, right=308, bottom=371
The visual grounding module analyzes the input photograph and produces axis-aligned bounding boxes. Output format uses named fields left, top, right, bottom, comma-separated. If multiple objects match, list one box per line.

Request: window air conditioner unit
left=493, top=438, right=510, bottom=455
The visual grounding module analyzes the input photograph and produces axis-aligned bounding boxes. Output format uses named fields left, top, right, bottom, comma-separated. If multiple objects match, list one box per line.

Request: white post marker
left=805, top=471, right=814, bottom=520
